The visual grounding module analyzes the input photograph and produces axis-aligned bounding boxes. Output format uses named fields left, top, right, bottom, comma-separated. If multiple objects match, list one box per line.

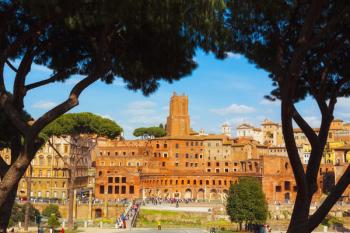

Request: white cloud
left=302, top=116, right=321, bottom=128
left=337, top=112, right=350, bottom=120
left=229, top=117, right=251, bottom=127
left=211, top=104, right=255, bottom=115
left=336, top=97, right=350, bottom=109
left=31, top=100, right=57, bottom=110
left=334, top=97, right=350, bottom=121
left=226, top=52, right=242, bottom=59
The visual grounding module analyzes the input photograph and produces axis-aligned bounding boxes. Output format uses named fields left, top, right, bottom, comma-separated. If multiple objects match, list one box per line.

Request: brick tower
left=166, top=92, right=190, bottom=136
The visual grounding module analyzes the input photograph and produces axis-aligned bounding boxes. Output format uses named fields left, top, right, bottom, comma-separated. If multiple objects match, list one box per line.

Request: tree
left=42, top=204, right=61, bottom=219
left=23, top=164, right=33, bottom=231
left=133, top=126, right=166, bottom=138
left=226, top=1, right=350, bottom=232
left=0, top=106, right=32, bottom=231
left=159, top=123, right=164, bottom=129
left=41, top=112, right=122, bottom=229
left=47, top=215, right=60, bottom=228
left=8, top=203, right=39, bottom=228
left=226, top=177, right=268, bottom=231
left=0, top=1, right=227, bottom=231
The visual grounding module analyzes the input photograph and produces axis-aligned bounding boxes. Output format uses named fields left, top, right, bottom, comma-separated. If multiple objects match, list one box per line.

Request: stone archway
left=174, top=192, right=181, bottom=198
left=95, top=208, right=102, bottom=218
left=156, top=189, right=162, bottom=198
left=163, top=189, right=170, bottom=198
left=209, top=189, right=220, bottom=201
left=184, top=188, right=192, bottom=199
left=197, top=188, right=205, bottom=200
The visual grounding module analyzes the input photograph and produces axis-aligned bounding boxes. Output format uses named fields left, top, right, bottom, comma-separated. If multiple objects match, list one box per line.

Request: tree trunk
left=286, top=192, right=311, bottom=233
left=0, top=183, right=19, bottom=233
left=24, top=166, right=32, bottom=231
left=0, top=154, right=31, bottom=210
left=67, top=169, right=75, bottom=230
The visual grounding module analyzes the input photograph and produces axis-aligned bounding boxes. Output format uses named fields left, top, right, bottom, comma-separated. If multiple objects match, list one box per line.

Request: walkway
left=142, top=204, right=211, bottom=213
left=80, top=228, right=208, bottom=233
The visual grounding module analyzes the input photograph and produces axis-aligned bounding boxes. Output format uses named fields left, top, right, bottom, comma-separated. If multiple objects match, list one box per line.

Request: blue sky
left=4, top=50, right=350, bottom=138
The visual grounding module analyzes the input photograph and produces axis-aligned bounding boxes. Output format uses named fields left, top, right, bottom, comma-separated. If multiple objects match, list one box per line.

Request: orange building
left=94, top=93, right=336, bottom=204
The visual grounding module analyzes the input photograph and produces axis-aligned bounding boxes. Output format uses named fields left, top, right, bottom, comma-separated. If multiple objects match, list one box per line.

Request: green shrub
left=9, top=203, right=40, bottom=227
left=48, top=215, right=60, bottom=227
left=42, top=204, right=61, bottom=218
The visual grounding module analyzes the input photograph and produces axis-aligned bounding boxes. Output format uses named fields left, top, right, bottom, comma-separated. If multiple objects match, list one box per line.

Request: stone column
left=104, top=198, right=108, bottom=218
left=73, top=189, right=77, bottom=218
left=88, top=190, right=92, bottom=220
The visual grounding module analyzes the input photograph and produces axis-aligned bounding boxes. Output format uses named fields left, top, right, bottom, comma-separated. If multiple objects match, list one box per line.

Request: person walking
left=157, top=220, right=161, bottom=230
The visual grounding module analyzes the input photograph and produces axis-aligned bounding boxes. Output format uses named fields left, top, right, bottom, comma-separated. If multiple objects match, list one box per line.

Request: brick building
left=94, top=92, right=343, bottom=204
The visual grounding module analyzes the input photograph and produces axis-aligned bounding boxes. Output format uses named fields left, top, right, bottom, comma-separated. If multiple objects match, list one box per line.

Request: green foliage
left=41, top=112, right=122, bottom=140
left=48, top=215, right=60, bottom=228
left=133, top=126, right=166, bottom=138
left=9, top=203, right=40, bottom=227
left=226, top=177, right=268, bottom=225
left=42, top=204, right=61, bottom=219
left=2, top=0, right=228, bottom=95
left=136, top=209, right=234, bottom=229
left=226, top=1, right=350, bottom=102
left=321, top=215, right=343, bottom=227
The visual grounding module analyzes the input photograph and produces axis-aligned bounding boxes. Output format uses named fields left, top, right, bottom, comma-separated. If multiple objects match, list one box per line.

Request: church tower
left=166, top=92, right=190, bottom=136
left=222, top=122, right=231, bottom=137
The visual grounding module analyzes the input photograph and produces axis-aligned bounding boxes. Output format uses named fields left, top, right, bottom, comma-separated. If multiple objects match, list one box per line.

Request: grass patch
left=136, top=209, right=236, bottom=230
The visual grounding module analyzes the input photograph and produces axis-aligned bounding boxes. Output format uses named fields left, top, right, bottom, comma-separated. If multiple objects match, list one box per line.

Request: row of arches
left=143, top=187, right=229, bottom=202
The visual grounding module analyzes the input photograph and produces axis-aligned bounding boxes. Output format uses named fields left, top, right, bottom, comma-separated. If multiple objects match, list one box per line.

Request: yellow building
left=1, top=136, right=93, bottom=201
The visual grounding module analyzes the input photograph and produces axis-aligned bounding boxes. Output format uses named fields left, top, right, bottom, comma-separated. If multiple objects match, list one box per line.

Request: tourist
left=157, top=220, right=161, bottom=230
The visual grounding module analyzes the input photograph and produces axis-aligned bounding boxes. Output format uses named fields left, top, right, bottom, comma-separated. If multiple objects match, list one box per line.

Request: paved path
left=80, top=227, right=208, bottom=233
left=142, top=205, right=211, bottom=213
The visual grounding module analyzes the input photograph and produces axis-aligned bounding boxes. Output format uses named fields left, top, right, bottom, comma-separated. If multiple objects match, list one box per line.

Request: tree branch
left=5, top=60, right=18, bottom=73
left=281, top=100, right=308, bottom=193
left=0, top=154, right=10, bottom=178
left=292, top=105, right=319, bottom=148
left=13, top=47, right=34, bottom=110
left=25, top=70, right=72, bottom=91
left=0, top=94, right=30, bottom=135
left=0, top=59, right=6, bottom=93
left=308, top=165, right=350, bottom=232
left=31, top=73, right=101, bottom=136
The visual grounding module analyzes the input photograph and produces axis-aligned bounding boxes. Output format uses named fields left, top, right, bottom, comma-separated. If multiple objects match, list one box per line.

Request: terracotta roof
left=334, top=145, right=350, bottom=150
